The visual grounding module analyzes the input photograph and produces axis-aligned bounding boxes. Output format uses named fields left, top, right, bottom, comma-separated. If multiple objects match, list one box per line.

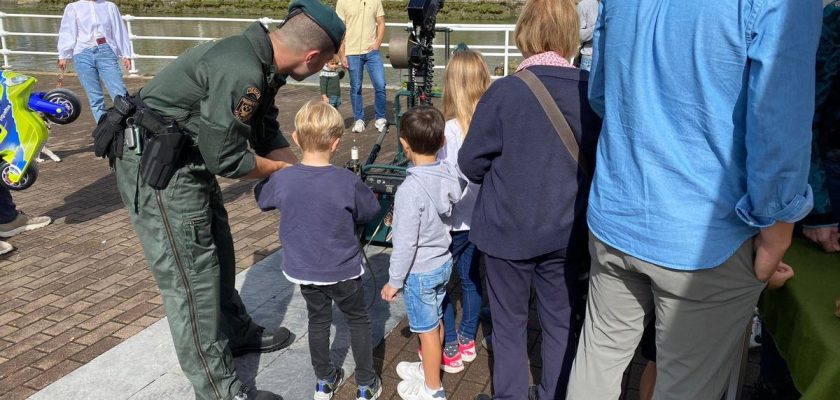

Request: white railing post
left=123, top=14, right=139, bottom=76
left=0, top=12, right=11, bottom=69
left=503, top=29, right=510, bottom=76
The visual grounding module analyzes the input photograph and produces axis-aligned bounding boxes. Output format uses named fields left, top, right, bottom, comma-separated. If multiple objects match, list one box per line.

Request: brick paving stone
left=24, top=359, right=83, bottom=391
left=0, top=384, right=36, bottom=400
left=2, top=320, right=53, bottom=344
left=35, top=327, right=87, bottom=354
left=76, top=309, right=125, bottom=332
left=32, top=342, right=86, bottom=371
left=69, top=336, right=122, bottom=364
left=74, top=322, right=124, bottom=346
left=42, top=313, right=91, bottom=338
left=112, top=323, right=147, bottom=340
left=0, top=351, right=47, bottom=382
left=1, top=333, right=51, bottom=361
left=43, top=300, right=93, bottom=323
left=112, top=302, right=158, bottom=325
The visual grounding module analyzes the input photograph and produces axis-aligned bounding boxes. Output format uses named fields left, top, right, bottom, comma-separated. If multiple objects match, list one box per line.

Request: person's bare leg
left=419, top=325, right=443, bottom=390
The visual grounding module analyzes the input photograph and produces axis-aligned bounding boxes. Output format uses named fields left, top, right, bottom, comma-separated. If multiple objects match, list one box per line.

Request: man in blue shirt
left=566, top=1, right=822, bottom=399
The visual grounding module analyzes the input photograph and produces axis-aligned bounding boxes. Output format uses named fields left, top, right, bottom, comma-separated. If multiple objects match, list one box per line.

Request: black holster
left=139, top=124, right=186, bottom=190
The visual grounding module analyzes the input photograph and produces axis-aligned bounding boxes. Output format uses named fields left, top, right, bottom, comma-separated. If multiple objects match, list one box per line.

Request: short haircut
left=277, top=13, right=335, bottom=55
left=514, top=0, right=580, bottom=59
left=400, top=106, right=445, bottom=155
left=294, top=100, right=344, bottom=152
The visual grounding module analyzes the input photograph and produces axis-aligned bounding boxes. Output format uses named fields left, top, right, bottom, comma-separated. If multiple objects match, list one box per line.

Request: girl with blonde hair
left=436, top=48, right=491, bottom=374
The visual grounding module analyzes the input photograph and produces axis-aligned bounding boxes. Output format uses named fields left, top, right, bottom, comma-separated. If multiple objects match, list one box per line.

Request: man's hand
left=367, top=40, right=382, bottom=52
left=381, top=283, right=399, bottom=302
left=322, top=95, right=330, bottom=103
left=753, top=222, right=794, bottom=282
left=342, top=55, right=350, bottom=70
left=123, top=58, right=131, bottom=70
left=265, top=147, right=299, bottom=165
left=57, top=59, right=67, bottom=70
left=803, top=226, right=840, bottom=253
left=767, top=262, right=795, bottom=290
left=242, top=156, right=291, bottom=180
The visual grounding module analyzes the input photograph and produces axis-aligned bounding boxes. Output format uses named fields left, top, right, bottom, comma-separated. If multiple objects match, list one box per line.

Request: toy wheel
left=43, top=88, right=82, bottom=125
left=0, top=162, right=38, bottom=191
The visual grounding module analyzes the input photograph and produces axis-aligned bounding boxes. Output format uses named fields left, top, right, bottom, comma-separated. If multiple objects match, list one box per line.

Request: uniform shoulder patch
left=246, top=86, right=261, bottom=100
left=234, top=86, right=262, bottom=123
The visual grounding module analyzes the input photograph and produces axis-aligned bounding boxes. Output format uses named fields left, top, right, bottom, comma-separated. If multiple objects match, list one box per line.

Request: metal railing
left=0, top=11, right=521, bottom=78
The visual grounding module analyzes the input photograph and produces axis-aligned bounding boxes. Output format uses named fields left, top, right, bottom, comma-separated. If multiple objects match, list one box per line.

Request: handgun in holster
left=139, top=121, right=186, bottom=191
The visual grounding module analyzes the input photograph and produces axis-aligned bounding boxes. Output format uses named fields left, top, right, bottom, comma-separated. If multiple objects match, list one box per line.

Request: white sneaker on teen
left=374, top=118, right=387, bottom=132
left=353, top=120, right=366, bottom=133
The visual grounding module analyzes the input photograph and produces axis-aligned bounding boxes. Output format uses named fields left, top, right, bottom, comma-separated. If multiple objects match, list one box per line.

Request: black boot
left=233, top=385, right=282, bottom=400
left=231, top=326, right=295, bottom=357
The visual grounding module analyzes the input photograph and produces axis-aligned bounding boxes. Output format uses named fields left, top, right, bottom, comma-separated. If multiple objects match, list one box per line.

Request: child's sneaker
left=356, top=376, right=383, bottom=400
left=417, top=346, right=465, bottom=373
left=396, top=361, right=425, bottom=381
left=397, top=379, right=446, bottom=400
left=458, top=336, right=477, bottom=363
left=314, top=368, right=345, bottom=400
left=441, top=348, right=464, bottom=373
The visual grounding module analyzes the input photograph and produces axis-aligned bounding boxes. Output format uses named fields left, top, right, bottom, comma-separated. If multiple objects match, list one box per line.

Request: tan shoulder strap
left=516, top=68, right=591, bottom=180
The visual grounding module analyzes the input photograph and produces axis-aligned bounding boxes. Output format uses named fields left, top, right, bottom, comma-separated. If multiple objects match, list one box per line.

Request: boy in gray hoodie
left=380, top=106, right=463, bottom=400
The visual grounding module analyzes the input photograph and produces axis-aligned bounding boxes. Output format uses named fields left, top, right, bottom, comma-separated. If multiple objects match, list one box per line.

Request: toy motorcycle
left=0, top=70, right=81, bottom=190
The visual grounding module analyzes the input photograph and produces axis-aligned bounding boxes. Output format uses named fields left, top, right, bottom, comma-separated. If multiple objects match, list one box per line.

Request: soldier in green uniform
left=111, top=1, right=345, bottom=399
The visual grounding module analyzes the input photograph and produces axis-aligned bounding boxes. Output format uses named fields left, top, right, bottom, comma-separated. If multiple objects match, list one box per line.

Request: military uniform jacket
left=139, top=22, right=289, bottom=179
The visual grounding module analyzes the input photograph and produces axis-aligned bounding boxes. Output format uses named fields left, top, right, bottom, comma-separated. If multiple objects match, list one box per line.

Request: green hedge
left=31, top=1, right=520, bottom=22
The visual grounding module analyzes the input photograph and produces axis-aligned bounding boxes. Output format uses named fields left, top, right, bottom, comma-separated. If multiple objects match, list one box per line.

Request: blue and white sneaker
left=356, top=376, right=383, bottom=400
left=314, top=368, right=345, bottom=400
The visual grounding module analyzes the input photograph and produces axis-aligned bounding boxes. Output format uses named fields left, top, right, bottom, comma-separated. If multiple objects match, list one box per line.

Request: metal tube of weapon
left=364, top=127, right=390, bottom=167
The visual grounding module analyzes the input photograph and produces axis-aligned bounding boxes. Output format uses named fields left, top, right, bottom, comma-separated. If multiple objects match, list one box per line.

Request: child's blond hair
left=443, top=49, right=491, bottom=136
left=294, top=100, right=344, bottom=152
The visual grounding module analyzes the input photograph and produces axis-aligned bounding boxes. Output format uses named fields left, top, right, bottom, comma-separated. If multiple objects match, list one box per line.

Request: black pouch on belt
left=139, top=124, right=186, bottom=190
left=92, top=94, right=134, bottom=159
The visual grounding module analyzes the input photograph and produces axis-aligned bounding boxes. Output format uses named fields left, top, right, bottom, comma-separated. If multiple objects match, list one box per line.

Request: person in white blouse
left=57, top=0, right=131, bottom=122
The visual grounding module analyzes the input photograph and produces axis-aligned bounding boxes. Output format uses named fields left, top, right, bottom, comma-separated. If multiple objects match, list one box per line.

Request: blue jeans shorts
left=403, top=260, right=452, bottom=333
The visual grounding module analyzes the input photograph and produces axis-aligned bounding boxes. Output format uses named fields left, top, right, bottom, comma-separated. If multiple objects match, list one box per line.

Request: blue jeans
left=822, top=159, right=840, bottom=221
left=347, top=50, right=386, bottom=122
left=0, top=185, right=17, bottom=224
left=579, top=54, right=593, bottom=71
left=73, top=44, right=128, bottom=122
left=442, top=231, right=483, bottom=343
left=404, top=260, right=452, bottom=333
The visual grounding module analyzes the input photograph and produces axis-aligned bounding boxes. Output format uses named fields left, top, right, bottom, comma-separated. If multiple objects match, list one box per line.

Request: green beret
left=287, top=0, right=345, bottom=52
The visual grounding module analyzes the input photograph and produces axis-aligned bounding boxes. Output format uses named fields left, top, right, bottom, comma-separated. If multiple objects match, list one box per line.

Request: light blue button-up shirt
left=587, top=0, right=822, bottom=270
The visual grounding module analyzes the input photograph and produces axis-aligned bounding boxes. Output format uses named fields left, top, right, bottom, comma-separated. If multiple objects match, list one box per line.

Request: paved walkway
left=0, top=73, right=760, bottom=400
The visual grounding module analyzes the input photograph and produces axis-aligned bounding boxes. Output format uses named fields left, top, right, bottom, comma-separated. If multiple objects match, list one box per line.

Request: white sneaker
left=374, top=118, right=388, bottom=132
left=395, top=361, right=425, bottom=382
left=352, top=120, right=366, bottom=133
left=0, top=212, right=52, bottom=238
left=0, top=240, right=13, bottom=255
left=397, top=379, right=446, bottom=400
